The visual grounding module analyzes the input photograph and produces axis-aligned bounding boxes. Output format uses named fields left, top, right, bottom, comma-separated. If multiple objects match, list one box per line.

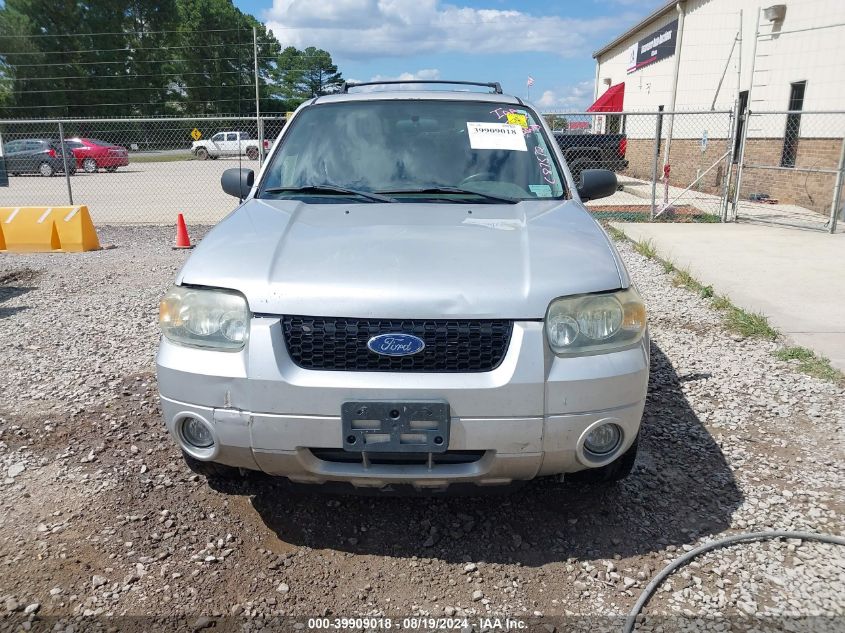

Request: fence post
left=0, top=129, right=6, bottom=188
left=720, top=101, right=740, bottom=222
left=829, top=136, right=845, bottom=234
left=253, top=26, right=264, bottom=165
left=731, top=109, right=751, bottom=221
left=58, top=120, right=73, bottom=206
left=650, top=106, right=664, bottom=220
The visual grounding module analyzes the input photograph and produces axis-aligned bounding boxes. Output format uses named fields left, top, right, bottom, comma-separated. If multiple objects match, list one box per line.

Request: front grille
left=282, top=316, right=513, bottom=372
left=310, top=449, right=485, bottom=465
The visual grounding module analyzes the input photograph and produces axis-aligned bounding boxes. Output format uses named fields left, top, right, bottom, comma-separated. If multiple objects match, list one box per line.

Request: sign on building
left=627, top=19, right=678, bottom=74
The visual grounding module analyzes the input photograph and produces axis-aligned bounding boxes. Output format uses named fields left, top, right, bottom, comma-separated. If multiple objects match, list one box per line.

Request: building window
left=780, top=81, right=806, bottom=168
left=733, top=91, right=748, bottom=163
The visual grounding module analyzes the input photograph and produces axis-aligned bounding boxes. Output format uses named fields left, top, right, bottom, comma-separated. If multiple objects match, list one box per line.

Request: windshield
left=258, top=100, right=566, bottom=202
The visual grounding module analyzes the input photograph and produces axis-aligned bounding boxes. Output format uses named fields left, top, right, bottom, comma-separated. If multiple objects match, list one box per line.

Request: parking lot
left=1, top=227, right=842, bottom=628
left=1, top=157, right=251, bottom=224
left=0, top=159, right=724, bottom=226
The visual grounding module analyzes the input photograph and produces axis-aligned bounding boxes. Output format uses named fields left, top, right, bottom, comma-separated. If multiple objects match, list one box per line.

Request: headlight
left=159, top=286, right=249, bottom=350
left=546, top=288, right=645, bottom=356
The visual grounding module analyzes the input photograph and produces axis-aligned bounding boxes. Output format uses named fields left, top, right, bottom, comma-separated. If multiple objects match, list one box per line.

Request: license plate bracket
left=341, top=401, right=450, bottom=453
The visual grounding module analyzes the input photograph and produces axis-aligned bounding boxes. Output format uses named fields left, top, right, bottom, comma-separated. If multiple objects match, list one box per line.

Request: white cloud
left=346, top=68, right=443, bottom=91
left=265, top=0, right=628, bottom=58
left=535, top=81, right=594, bottom=110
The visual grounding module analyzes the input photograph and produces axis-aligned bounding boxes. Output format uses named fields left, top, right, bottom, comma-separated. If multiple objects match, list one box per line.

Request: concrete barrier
left=0, top=206, right=100, bottom=252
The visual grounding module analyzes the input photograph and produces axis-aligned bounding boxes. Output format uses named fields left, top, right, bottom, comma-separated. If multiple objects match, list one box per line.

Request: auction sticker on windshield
left=466, top=122, right=527, bottom=152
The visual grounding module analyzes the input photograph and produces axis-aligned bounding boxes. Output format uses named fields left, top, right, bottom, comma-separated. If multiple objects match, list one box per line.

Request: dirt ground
left=0, top=227, right=842, bottom=632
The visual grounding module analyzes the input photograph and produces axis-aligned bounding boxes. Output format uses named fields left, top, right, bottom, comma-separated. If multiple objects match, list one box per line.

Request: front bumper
left=157, top=319, right=649, bottom=488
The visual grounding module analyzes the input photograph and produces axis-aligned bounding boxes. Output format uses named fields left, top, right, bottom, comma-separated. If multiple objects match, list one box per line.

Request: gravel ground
left=0, top=226, right=843, bottom=632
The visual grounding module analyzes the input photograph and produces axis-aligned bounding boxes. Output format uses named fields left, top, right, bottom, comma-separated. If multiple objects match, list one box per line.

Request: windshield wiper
left=263, top=185, right=396, bottom=203
left=377, top=186, right=518, bottom=204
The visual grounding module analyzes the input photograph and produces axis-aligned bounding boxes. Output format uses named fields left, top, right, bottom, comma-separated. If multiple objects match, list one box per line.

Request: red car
left=66, top=137, right=130, bottom=173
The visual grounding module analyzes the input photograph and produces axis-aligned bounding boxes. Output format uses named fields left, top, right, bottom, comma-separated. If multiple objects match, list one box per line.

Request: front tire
left=195, top=147, right=209, bottom=160
left=82, top=157, right=98, bottom=173
left=39, top=162, right=55, bottom=177
left=246, top=147, right=259, bottom=161
left=568, top=433, right=639, bottom=483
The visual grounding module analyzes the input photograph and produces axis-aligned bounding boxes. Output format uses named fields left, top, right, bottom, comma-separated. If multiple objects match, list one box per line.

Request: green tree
left=273, top=45, right=343, bottom=108
left=0, top=0, right=283, bottom=117
left=173, top=0, right=280, bottom=116
left=544, top=114, right=569, bottom=131
left=0, top=0, right=89, bottom=117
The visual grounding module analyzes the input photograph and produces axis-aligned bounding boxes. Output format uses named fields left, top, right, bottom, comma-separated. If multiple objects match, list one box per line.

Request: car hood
left=177, top=198, right=626, bottom=319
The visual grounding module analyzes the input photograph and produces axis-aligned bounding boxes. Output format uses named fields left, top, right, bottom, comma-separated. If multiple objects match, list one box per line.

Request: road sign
left=191, top=128, right=202, bottom=141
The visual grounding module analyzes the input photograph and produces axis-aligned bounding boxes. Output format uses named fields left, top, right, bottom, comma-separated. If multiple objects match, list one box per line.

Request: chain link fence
left=732, top=110, right=845, bottom=232
left=547, top=110, right=735, bottom=224
left=0, top=116, right=286, bottom=224
left=0, top=110, right=842, bottom=231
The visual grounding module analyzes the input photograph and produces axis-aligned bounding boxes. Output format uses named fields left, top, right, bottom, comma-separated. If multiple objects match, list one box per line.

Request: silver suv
left=156, top=81, right=649, bottom=492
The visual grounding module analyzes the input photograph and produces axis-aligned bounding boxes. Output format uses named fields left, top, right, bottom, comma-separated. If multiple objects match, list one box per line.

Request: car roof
left=312, top=90, right=524, bottom=106
left=8, top=138, right=54, bottom=145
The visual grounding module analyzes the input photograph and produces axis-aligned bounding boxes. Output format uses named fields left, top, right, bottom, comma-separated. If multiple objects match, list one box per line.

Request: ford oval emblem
left=367, top=333, right=426, bottom=357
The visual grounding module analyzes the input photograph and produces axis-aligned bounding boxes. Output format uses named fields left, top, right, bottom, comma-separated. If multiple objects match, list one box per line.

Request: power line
left=1, top=70, right=246, bottom=82
left=0, top=42, right=260, bottom=56
left=0, top=97, right=262, bottom=109
left=0, top=28, right=253, bottom=40
left=13, top=83, right=256, bottom=95
left=0, top=66, right=340, bottom=82
left=6, top=56, right=249, bottom=68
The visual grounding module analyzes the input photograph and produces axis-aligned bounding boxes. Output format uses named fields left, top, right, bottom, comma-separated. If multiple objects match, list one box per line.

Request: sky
left=232, top=0, right=666, bottom=110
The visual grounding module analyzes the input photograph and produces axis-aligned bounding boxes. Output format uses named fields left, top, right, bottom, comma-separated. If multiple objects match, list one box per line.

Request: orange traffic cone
left=173, top=213, right=193, bottom=249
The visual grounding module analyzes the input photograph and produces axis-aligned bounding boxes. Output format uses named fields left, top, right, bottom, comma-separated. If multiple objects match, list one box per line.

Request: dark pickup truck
left=553, top=132, right=628, bottom=181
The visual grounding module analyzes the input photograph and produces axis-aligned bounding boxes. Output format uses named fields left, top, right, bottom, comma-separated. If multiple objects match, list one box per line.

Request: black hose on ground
left=624, top=530, right=845, bottom=633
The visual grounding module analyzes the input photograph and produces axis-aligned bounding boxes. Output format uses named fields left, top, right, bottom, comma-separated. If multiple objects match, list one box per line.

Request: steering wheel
left=458, top=171, right=498, bottom=186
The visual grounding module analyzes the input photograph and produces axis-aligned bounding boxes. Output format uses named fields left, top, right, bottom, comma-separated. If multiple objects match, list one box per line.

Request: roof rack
left=340, top=80, right=503, bottom=94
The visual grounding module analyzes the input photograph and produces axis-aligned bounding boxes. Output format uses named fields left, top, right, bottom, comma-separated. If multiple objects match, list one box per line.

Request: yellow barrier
left=0, top=206, right=100, bottom=253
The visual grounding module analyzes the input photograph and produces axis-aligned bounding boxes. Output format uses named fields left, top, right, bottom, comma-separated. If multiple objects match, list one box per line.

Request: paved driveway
left=614, top=221, right=845, bottom=370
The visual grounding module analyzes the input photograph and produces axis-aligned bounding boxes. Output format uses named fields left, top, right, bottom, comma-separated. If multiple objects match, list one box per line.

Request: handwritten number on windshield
left=534, top=146, right=556, bottom=185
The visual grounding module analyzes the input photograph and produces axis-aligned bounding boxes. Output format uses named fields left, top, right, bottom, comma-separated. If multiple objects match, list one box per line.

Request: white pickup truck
left=191, top=131, right=269, bottom=160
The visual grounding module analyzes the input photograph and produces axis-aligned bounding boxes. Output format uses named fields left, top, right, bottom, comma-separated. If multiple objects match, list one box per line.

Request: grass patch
left=672, top=268, right=696, bottom=288
left=605, top=225, right=627, bottom=242
left=634, top=238, right=657, bottom=259
left=775, top=346, right=843, bottom=383
left=672, top=267, right=715, bottom=299
left=723, top=306, right=778, bottom=340
left=130, top=153, right=194, bottom=163
left=711, top=295, right=732, bottom=311
left=661, top=260, right=675, bottom=274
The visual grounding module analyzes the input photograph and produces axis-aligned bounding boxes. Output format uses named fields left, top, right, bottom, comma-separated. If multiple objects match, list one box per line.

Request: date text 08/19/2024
left=306, top=617, right=528, bottom=630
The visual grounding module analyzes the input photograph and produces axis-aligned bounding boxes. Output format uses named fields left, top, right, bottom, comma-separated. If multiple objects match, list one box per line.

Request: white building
left=592, top=0, right=845, bottom=113
left=587, top=0, right=845, bottom=214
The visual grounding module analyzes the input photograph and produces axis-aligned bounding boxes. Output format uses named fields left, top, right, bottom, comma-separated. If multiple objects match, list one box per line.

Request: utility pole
left=663, top=1, right=686, bottom=168
left=253, top=26, right=263, bottom=164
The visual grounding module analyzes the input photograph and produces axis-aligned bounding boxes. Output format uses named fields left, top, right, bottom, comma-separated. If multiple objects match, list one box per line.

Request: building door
left=780, top=81, right=806, bottom=168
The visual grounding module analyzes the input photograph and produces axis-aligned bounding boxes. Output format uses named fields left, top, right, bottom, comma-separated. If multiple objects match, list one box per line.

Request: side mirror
left=576, top=169, right=617, bottom=201
left=221, top=168, right=254, bottom=199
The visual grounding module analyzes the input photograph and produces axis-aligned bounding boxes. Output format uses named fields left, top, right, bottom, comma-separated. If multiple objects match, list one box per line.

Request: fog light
left=584, top=423, right=621, bottom=456
left=181, top=417, right=214, bottom=448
